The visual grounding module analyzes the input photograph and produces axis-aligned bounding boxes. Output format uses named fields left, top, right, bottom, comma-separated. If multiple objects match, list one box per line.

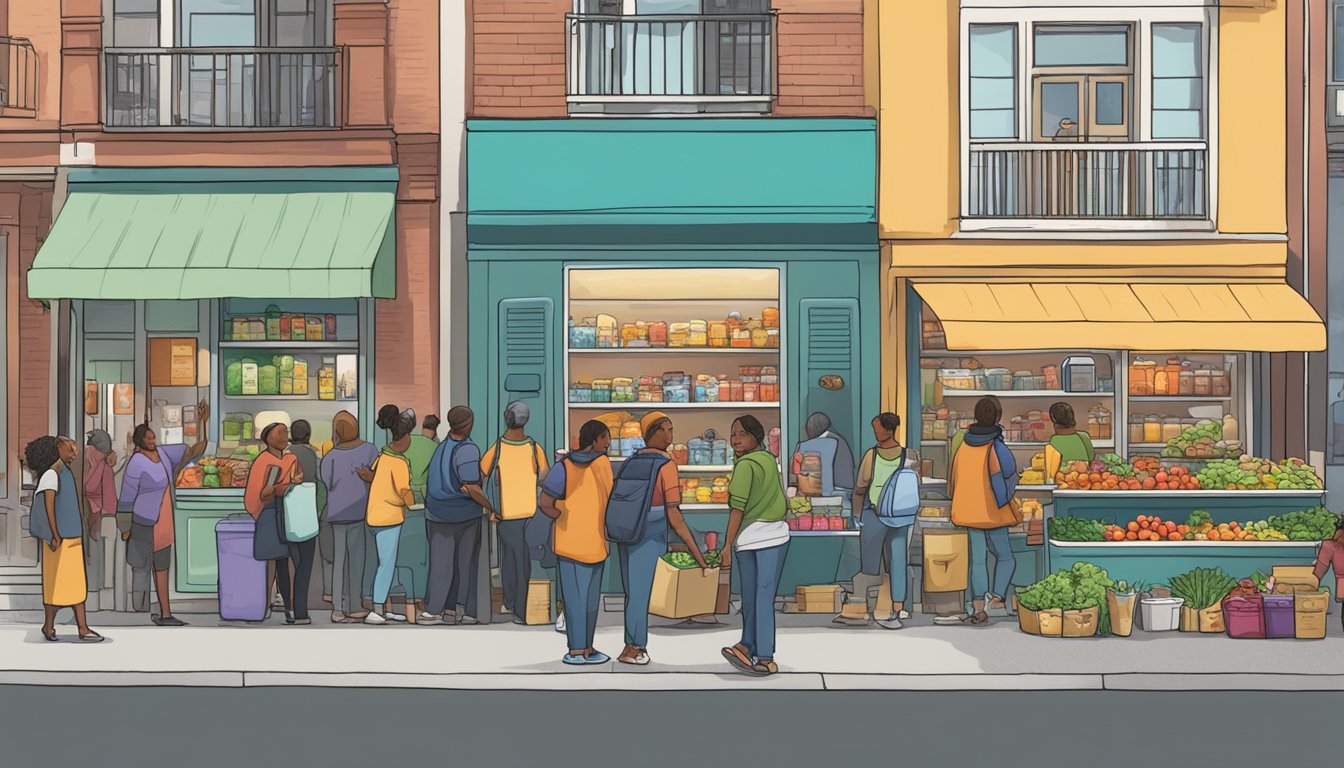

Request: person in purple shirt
left=116, top=405, right=209, bottom=626
left=319, top=411, right=378, bottom=623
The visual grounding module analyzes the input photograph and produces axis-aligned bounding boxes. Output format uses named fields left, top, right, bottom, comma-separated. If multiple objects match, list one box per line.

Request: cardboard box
left=923, top=530, right=969, bottom=593
left=650, top=560, right=719, bottom=619
left=525, top=579, right=552, bottom=625
left=1295, top=609, right=1328, bottom=639
left=794, top=584, right=843, bottom=613
left=1272, top=566, right=1319, bottom=591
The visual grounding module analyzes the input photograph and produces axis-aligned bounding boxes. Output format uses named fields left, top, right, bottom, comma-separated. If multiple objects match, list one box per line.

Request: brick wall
left=774, top=0, right=867, bottom=116
left=15, top=185, right=53, bottom=452
left=375, top=201, right=440, bottom=415
left=468, top=0, right=569, bottom=118
left=467, top=0, right=868, bottom=117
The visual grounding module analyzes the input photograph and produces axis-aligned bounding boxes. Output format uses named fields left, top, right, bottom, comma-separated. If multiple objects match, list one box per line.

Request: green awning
left=28, top=170, right=397, bottom=300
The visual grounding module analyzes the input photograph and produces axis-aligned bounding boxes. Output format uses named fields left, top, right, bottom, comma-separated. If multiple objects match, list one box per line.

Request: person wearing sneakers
left=320, top=411, right=377, bottom=623
left=481, top=401, right=550, bottom=623
left=613, top=411, right=708, bottom=666
left=539, top=420, right=615, bottom=665
left=421, top=406, right=497, bottom=625
left=720, top=416, right=790, bottom=676
left=364, top=405, right=418, bottom=625
left=948, top=396, right=1020, bottom=625
left=832, top=413, right=918, bottom=630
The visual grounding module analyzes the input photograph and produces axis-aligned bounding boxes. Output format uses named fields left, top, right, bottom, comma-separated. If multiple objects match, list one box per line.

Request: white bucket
left=1139, top=597, right=1184, bottom=632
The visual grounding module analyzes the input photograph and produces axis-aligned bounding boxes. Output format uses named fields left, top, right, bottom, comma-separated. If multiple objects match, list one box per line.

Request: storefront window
left=1328, top=171, right=1344, bottom=465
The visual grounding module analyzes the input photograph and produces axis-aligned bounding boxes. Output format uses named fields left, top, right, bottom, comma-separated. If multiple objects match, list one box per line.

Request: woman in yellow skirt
left=27, top=435, right=102, bottom=642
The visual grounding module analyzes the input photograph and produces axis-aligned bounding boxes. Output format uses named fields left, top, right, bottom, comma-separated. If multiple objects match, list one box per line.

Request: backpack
left=426, top=439, right=466, bottom=504
left=604, top=452, right=670, bottom=544
left=872, top=448, right=919, bottom=529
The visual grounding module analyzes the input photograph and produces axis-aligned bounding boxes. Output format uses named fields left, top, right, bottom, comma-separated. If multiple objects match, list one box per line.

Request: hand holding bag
left=282, top=482, right=321, bottom=543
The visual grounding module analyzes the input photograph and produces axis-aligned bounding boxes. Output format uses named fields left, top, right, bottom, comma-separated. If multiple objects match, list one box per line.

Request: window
left=969, top=25, right=1017, bottom=140
left=0, top=232, right=6, bottom=499
left=1334, top=1, right=1344, bottom=83
left=1151, top=24, right=1205, bottom=140
left=1030, top=25, right=1132, bottom=141
left=109, top=0, right=160, bottom=47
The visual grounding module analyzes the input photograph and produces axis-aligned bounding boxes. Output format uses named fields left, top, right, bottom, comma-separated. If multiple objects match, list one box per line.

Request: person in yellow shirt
left=481, top=401, right=550, bottom=623
left=364, top=405, right=417, bottom=625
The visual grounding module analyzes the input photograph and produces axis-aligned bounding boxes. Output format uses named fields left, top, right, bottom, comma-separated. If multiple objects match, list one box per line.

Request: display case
left=1123, top=352, right=1250, bottom=460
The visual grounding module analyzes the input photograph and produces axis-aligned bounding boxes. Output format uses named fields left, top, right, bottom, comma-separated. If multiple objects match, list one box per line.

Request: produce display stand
left=1045, top=490, right=1327, bottom=588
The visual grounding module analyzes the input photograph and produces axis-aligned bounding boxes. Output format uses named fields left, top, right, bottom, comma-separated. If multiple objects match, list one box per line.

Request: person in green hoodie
left=720, top=415, right=790, bottom=677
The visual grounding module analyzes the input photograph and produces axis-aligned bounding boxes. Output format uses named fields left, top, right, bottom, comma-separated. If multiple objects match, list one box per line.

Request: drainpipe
left=1304, top=0, right=1312, bottom=461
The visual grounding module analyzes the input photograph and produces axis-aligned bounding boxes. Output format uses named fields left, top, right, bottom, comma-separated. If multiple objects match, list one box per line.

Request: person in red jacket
left=1312, top=516, right=1344, bottom=630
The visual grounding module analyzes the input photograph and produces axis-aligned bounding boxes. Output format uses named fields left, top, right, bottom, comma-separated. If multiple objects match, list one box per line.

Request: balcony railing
left=567, top=13, right=776, bottom=109
left=966, top=143, right=1209, bottom=221
left=104, top=47, right=341, bottom=129
left=0, top=36, right=38, bottom=116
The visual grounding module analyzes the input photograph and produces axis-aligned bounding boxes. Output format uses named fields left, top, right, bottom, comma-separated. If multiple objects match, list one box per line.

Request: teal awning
left=28, top=168, right=398, bottom=300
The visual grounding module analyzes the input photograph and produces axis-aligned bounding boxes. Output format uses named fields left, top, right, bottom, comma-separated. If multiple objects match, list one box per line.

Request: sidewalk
left=3, top=608, right=1342, bottom=692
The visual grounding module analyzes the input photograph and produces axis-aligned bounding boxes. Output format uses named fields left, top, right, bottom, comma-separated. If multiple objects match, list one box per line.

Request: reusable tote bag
left=282, top=482, right=321, bottom=543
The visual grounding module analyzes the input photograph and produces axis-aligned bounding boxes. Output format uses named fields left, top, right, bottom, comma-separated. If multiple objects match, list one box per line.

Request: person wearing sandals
left=28, top=436, right=102, bottom=643
left=947, top=396, right=1020, bottom=625
left=117, top=405, right=210, bottom=626
left=539, top=420, right=615, bottom=665
left=720, top=416, right=790, bottom=677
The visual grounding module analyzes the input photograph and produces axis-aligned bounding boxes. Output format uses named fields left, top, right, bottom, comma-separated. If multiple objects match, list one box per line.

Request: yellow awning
left=913, top=281, right=1325, bottom=352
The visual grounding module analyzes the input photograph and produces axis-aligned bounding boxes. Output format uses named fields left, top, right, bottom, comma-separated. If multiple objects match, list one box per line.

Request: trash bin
left=216, top=514, right=267, bottom=621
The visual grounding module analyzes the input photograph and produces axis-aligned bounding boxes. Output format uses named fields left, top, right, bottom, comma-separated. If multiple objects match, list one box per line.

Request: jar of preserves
left=306, top=316, right=324, bottom=341
left=1042, top=365, right=1060, bottom=391
left=922, top=416, right=935, bottom=441
left=648, top=320, right=668, bottom=347
left=743, top=382, right=759, bottom=402
left=1153, top=369, right=1169, bottom=398
left=591, top=379, right=612, bottom=403
left=1212, top=367, right=1232, bottom=398
left=292, top=313, right=307, bottom=341
left=1143, top=415, right=1162, bottom=444
left=762, top=307, right=780, bottom=328
left=1096, top=405, right=1112, bottom=440
left=318, top=358, right=336, bottom=401
left=1129, top=414, right=1145, bottom=444
left=1194, top=369, right=1213, bottom=396
left=612, top=377, right=635, bottom=403
left=766, top=328, right=780, bottom=348
left=279, top=314, right=292, bottom=340
left=1222, top=414, right=1240, bottom=441
left=709, top=321, right=729, bottom=348
left=731, top=328, right=753, bottom=348
left=1129, top=358, right=1156, bottom=396
left=759, top=369, right=778, bottom=402
left=751, top=328, right=769, bottom=348
left=687, top=320, right=708, bottom=347
left=1179, top=368, right=1195, bottom=396
left=620, top=323, right=640, bottom=345
left=1165, top=357, right=1184, bottom=396
left=668, top=322, right=689, bottom=348
left=1162, top=417, right=1183, bottom=442
left=326, top=313, right=337, bottom=340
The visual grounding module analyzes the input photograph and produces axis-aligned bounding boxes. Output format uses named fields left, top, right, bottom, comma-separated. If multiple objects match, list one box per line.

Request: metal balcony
left=567, top=12, right=775, bottom=112
left=0, top=36, right=38, bottom=116
left=966, top=142, right=1209, bottom=221
left=104, top=47, right=341, bottom=129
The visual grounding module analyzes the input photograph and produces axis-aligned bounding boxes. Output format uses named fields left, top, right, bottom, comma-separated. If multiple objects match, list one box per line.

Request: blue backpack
left=426, top=440, right=467, bottom=504
left=604, top=452, right=670, bottom=544
left=874, top=448, right=920, bottom=529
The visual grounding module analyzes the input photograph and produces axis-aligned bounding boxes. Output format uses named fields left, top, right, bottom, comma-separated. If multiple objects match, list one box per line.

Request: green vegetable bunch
left=1168, top=567, right=1236, bottom=610
left=1269, top=458, right=1323, bottom=491
left=703, top=550, right=722, bottom=568
left=1098, top=454, right=1135, bottom=478
left=1047, top=516, right=1106, bottom=542
left=1266, top=506, right=1338, bottom=541
left=662, top=552, right=700, bottom=570
left=1185, top=510, right=1213, bottom=530
left=1017, top=562, right=1115, bottom=633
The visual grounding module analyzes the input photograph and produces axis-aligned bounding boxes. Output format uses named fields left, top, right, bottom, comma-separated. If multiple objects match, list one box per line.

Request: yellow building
left=874, top=0, right=1326, bottom=480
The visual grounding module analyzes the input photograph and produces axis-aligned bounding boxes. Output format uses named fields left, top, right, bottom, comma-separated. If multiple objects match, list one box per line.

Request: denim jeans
left=498, top=518, right=530, bottom=620
left=859, top=509, right=911, bottom=603
left=737, top=541, right=789, bottom=661
left=330, top=522, right=366, bottom=614
left=370, top=524, right=402, bottom=606
left=618, top=506, right=668, bottom=647
left=558, top=557, right=604, bottom=652
left=967, top=526, right=1015, bottom=603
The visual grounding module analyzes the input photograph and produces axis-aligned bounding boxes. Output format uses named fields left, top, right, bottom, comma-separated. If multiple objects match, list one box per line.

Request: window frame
left=959, top=4, right=1217, bottom=230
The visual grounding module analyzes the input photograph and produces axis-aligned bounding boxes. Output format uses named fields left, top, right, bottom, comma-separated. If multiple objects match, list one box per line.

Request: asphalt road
left=0, top=688, right=1336, bottom=767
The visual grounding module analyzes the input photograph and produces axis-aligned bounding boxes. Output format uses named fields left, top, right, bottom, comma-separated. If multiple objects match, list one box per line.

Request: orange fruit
left=1125, top=531, right=1137, bottom=541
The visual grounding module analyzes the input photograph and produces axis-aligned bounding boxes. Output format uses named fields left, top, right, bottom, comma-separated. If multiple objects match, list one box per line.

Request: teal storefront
left=466, top=118, right=879, bottom=597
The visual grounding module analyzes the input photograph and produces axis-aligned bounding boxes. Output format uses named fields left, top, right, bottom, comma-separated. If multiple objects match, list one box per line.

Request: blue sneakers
left=562, top=650, right=611, bottom=666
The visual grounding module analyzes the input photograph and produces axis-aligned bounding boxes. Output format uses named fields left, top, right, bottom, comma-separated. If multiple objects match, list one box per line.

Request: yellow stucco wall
left=1217, top=1, right=1287, bottom=235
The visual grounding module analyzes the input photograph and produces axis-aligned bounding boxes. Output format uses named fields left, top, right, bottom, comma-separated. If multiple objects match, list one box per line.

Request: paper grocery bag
left=649, top=559, right=719, bottom=619
left=923, top=530, right=969, bottom=593
left=525, top=579, right=552, bottom=625
left=714, top=567, right=732, bottom=614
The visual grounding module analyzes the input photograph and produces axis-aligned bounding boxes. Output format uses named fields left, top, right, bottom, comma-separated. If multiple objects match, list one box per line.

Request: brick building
left=0, top=1, right=440, bottom=610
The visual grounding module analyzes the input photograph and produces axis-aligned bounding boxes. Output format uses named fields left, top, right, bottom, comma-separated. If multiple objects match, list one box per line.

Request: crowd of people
left=28, top=394, right=1344, bottom=659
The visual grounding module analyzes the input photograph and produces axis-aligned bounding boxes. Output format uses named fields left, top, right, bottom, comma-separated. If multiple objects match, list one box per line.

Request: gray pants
left=318, top=521, right=334, bottom=597
left=425, top=518, right=482, bottom=617
left=330, top=522, right=367, bottom=615
left=497, top=519, right=530, bottom=620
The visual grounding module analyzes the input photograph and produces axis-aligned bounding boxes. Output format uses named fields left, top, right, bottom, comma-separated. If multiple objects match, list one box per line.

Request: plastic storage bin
left=1222, top=595, right=1266, bottom=639
left=985, top=368, right=1013, bottom=391
left=216, top=515, right=267, bottom=622
left=1139, top=596, right=1184, bottom=631
left=1262, top=594, right=1295, bottom=638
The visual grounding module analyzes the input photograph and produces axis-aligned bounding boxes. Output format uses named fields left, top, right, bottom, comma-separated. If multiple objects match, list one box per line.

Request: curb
left=3, top=670, right=1343, bottom=692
